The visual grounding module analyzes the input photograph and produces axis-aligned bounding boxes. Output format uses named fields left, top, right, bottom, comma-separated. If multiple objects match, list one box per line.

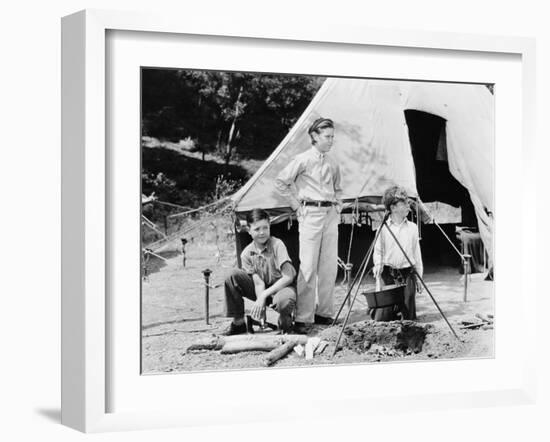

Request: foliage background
left=141, top=69, right=325, bottom=212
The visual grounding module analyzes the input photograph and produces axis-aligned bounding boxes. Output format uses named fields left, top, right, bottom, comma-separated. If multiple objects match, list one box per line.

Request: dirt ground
left=141, top=226, right=494, bottom=374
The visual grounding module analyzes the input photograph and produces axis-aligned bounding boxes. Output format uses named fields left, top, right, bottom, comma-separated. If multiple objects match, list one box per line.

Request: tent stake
left=463, top=254, right=471, bottom=302
left=202, top=268, right=212, bottom=324
left=181, top=237, right=188, bottom=267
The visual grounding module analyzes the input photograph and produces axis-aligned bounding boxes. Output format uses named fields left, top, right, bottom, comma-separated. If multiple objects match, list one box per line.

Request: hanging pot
left=363, top=283, right=406, bottom=309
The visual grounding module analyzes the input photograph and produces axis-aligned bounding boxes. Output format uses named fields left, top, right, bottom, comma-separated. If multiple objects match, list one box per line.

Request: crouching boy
left=222, top=209, right=297, bottom=335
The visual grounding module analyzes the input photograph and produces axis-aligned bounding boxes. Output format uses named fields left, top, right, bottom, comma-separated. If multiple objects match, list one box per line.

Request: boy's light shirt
left=240, top=236, right=292, bottom=286
left=373, top=217, right=423, bottom=277
left=275, top=147, right=343, bottom=210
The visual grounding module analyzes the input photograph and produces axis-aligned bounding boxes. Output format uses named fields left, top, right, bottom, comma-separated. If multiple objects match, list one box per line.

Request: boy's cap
left=308, top=117, right=334, bottom=135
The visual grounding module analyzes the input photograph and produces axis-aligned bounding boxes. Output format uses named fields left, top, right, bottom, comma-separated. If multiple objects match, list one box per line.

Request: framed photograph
left=62, top=9, right=536, bottom=433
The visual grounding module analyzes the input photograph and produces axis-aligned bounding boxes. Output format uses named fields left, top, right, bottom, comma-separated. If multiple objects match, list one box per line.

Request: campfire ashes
left=340, top=320, right=431, bottom=354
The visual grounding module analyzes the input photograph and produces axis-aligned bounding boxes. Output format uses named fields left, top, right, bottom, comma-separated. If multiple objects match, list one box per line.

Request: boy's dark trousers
left=224, top=269, right=296, bottom=330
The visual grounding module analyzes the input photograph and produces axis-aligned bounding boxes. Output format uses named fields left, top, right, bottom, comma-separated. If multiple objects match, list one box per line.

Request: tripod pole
left=331, top=246, right=376, bottom=358
left=332, top=242, right=370, bottom=324
left=332, top=211, right=389, bottom=324
left=417, top=198, right=472, bottom=304
left=417, top=199, right=464, bottom=259
left=381, top=222, right=461, bottom=341
left=345, top=263, right=353, bottom=308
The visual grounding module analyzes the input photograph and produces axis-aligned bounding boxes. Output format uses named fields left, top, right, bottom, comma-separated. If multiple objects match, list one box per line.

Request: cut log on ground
left=186, top=334, right=308, bottom=354
left=475, top=313, right=493, bottom=324
left=263, top=341, right=297, bottom=366
left=315, top=341, right=329, bottom=355
left=222, top=334, right=307, bottom=344
left=459, top=322, right=487, bottom=330
left=221, top=335, right=308, bottom=354
left=222, top=341, right=279, bottom=353
left=186, top=336, right=224, bottom=352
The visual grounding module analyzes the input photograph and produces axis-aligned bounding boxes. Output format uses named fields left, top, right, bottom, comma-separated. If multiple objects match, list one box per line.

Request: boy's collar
left=311, top=146, right=326, bottom=159
left=251, top=238, right=271, bottom=254
left=388, top=216, right=408, bottom=226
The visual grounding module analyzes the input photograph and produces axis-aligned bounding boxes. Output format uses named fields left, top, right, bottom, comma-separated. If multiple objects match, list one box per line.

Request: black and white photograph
left=140, top=69, right=495, bottom=373
left=3, top=0, right=548, bottom=439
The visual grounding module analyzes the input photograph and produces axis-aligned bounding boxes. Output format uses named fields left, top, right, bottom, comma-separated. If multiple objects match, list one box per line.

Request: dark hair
left=246, top=208, right=270, bottom=225
left=308, top=117, right=334, bottom=144
left=382, top=186, right=409, bottom=211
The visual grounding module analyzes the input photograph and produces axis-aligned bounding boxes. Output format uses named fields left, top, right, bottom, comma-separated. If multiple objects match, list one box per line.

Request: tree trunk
left=216, top=128, right=223, bottom=151
left=225, top=85, right=244, bottom=165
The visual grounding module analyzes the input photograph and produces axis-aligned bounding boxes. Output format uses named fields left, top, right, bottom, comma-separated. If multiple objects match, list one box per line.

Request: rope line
left=141, top=215, right=167, bottom=238
left=167, top=197, right=231, bottom=219
left=143, top=249, right=170, bottom=262
left=146, top=203, right=232, bottom=252
left=417, top=198, right=464, bottom=261
left=154, top=200, right=192, bottom=211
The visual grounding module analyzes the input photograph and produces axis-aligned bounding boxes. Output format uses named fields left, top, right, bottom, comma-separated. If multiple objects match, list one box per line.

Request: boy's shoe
left=221, top=321, right=247, bottom=336
left=292, top=321, right=310, bottom=335
left=277, top=314, right=293, bottom=334
left=314, top=314, right=334, bottom=325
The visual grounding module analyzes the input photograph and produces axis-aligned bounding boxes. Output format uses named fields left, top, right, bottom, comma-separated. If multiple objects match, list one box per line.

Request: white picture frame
left=61, top=9, right=537, bottom=433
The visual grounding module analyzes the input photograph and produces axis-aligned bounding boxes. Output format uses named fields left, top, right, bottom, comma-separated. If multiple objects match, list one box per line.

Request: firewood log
left=263, top=341, right=297, bottom=366
left=220, top=335, right=308, bottom=354
left=187, top=334, right=308, bottom=354
left=221, top=341, right=279, bottom=354
left=475, top=313, right=492, bottom=323
left=185, top=337, right=224, bottom=352
left=221, top=334, right=307, bottom=344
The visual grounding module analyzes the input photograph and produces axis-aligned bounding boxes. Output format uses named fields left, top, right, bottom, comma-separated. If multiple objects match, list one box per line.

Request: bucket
left=362, top=284, right=406, bottom=309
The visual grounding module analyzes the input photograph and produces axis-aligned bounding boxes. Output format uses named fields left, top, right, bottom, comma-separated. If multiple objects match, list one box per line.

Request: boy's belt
left=384, top=265, right=413, bottom=271
left=302, top=200, right=335, bottom=207
left=382, top=266, right=414, bottom=284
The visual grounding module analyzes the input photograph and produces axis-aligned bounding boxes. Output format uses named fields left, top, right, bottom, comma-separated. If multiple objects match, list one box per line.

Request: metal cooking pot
left=362, top=283, right=406, bottom=309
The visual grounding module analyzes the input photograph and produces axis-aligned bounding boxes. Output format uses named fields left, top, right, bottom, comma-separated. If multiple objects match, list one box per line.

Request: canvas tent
left=231, top=77, right=494, bottom=267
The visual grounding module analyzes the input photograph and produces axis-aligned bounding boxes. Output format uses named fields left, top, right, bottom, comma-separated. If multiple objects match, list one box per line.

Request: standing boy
left=223, top=209, right=297, bottom=335
left=372, top=186, right=423, bottom=321
left=275, top=117, right=342, bottom=331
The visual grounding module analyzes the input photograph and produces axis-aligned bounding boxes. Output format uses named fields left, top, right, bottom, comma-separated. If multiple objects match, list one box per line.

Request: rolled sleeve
left=272, top=238, right=292, bottom=271
left=240, top=251, right=254, bottom=274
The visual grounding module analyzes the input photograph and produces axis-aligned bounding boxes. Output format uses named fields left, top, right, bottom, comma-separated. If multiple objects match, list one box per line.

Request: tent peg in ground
left=202, top=268, right=212, bottom=324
